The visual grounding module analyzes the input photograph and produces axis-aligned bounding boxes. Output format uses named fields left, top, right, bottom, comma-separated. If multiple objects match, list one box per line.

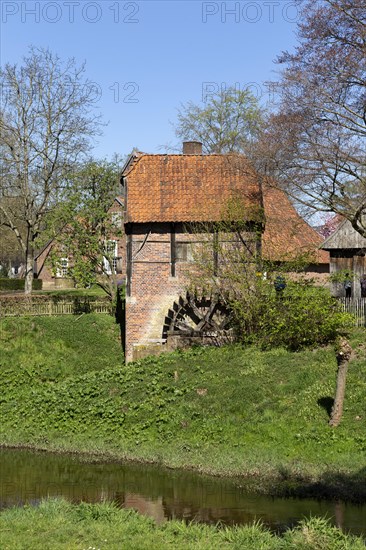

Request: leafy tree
left=46, top=158, right=124, bottom=302
left=173, top=87, right=263, bottom=154
left=0, top=46, right=103, bottom=294
left=257, top=0, right=366, bottom=236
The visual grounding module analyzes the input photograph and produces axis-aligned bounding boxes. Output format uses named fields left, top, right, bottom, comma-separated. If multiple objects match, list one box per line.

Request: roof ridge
left=135, top=153, right=246, bottom=157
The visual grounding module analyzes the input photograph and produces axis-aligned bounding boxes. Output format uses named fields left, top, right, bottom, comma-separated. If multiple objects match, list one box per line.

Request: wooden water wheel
left=162, top=292, right=234, bottom=344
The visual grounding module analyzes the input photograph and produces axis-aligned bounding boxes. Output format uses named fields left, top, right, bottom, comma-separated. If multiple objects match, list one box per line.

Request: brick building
left=121, top=143, right=329, bottom=362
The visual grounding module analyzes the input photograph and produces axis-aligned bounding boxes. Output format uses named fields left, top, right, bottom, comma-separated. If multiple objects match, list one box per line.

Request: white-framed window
left=103, top=240, right=118, bottom=274
left=56, top=257, right=69, bottom=278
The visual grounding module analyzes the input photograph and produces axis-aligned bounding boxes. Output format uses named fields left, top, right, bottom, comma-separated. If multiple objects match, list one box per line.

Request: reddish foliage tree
left=257, top=0, right=366, bottom=237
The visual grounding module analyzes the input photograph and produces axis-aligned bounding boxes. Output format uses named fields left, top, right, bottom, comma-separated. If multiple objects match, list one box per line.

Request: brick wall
left=125, top=222, right=258, bottom=362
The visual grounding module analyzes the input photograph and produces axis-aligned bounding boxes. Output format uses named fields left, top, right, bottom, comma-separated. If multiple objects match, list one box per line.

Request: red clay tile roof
left=123, top=153, right=329, bottom=264
left=123, top=154, right=262, bottom=223
left=262, top=185, right=329, bottom=264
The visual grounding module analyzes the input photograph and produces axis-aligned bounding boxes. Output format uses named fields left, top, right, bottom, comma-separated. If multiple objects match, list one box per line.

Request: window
left=105, top=240, right=117, bottom=256
left=176, top=243, right=193, bottom=262
left=56, top=258, right=69, bottom=278
left=104, top=240, right=118, bottom=275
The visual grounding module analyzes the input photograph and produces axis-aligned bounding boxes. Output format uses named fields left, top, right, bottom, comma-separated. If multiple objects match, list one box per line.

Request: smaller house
left=321, top=218, right=366, bottom=298
left=34, top=197, right=125, bottom=289
left=34, top=240, right=74, bottom=289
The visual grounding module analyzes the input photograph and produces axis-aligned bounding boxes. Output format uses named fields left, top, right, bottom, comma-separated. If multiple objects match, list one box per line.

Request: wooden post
left=213, top=230, right=218, bottom=277
left=170, top=223, right=176, bottom=277
left=126, top=231, right=132, bottom=297
left=329, top=338, right=353, bottom=427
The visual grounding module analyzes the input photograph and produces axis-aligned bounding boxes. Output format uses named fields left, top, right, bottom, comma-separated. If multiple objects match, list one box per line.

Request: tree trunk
left=24, top=250, right=34, bottom=295
left=329, top=339, right=353, bottom=427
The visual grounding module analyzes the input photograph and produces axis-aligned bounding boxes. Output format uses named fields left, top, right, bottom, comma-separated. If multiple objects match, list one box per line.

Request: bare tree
left=0, top=47, right=102, bottom=293
left=172, top=87, right=263, bottom=154
left=258, top=0, right=366, bottom=236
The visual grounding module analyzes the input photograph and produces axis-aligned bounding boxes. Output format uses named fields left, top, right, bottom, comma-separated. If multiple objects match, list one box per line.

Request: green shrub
left=0, top=278, right=42, bottom=291
left=0, top=278, right=23, bottom=290
left=254, top=282, right=353, bottom=350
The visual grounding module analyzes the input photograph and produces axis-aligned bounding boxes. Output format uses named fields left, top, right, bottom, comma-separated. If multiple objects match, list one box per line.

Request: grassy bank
left=1, top=498, right=365, bottom=550
left=0, top=315, right=365, bottom=501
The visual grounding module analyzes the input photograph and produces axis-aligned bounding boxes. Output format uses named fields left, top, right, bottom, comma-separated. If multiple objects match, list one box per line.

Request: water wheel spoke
left=196, top=318, right=220, bottom=332
left=197, top=307, right=224, bottom=332
left=203, top=300, right=218, bottom=323
left=187, top=297, right=206, bottom=323
left=174, top=320, right=194, bottom=333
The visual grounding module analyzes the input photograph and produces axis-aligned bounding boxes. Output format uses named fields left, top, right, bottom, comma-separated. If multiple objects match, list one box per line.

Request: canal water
left=1, top=448, right=365, bottom=537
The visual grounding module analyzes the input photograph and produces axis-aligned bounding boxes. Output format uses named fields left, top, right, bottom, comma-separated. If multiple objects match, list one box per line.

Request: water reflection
left=1, top=448, right=365, bottom=536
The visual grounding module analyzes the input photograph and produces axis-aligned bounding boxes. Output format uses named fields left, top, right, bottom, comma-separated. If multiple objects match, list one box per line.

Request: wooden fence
left=337, top=298, right=366, bottom=327
left=0, top=299, right=112, bottom=317
left=1, top=296, right=364, bottom=326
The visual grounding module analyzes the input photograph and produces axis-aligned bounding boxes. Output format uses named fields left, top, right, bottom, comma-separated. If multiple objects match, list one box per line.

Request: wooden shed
left=321, top=219, right=366, bottom=298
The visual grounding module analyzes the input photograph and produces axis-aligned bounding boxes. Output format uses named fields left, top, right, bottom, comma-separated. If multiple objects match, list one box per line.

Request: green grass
left=0, top=315, right=365, bottom=500
left=34, top=284, right=108, bottom=298
left=1, top=498, right=364, bottom=550
left=0, top=314, right=122, bottom=379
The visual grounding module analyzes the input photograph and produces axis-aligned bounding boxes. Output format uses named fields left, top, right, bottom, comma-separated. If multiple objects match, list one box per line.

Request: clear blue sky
left=1, top=0, right=301, bottom=159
